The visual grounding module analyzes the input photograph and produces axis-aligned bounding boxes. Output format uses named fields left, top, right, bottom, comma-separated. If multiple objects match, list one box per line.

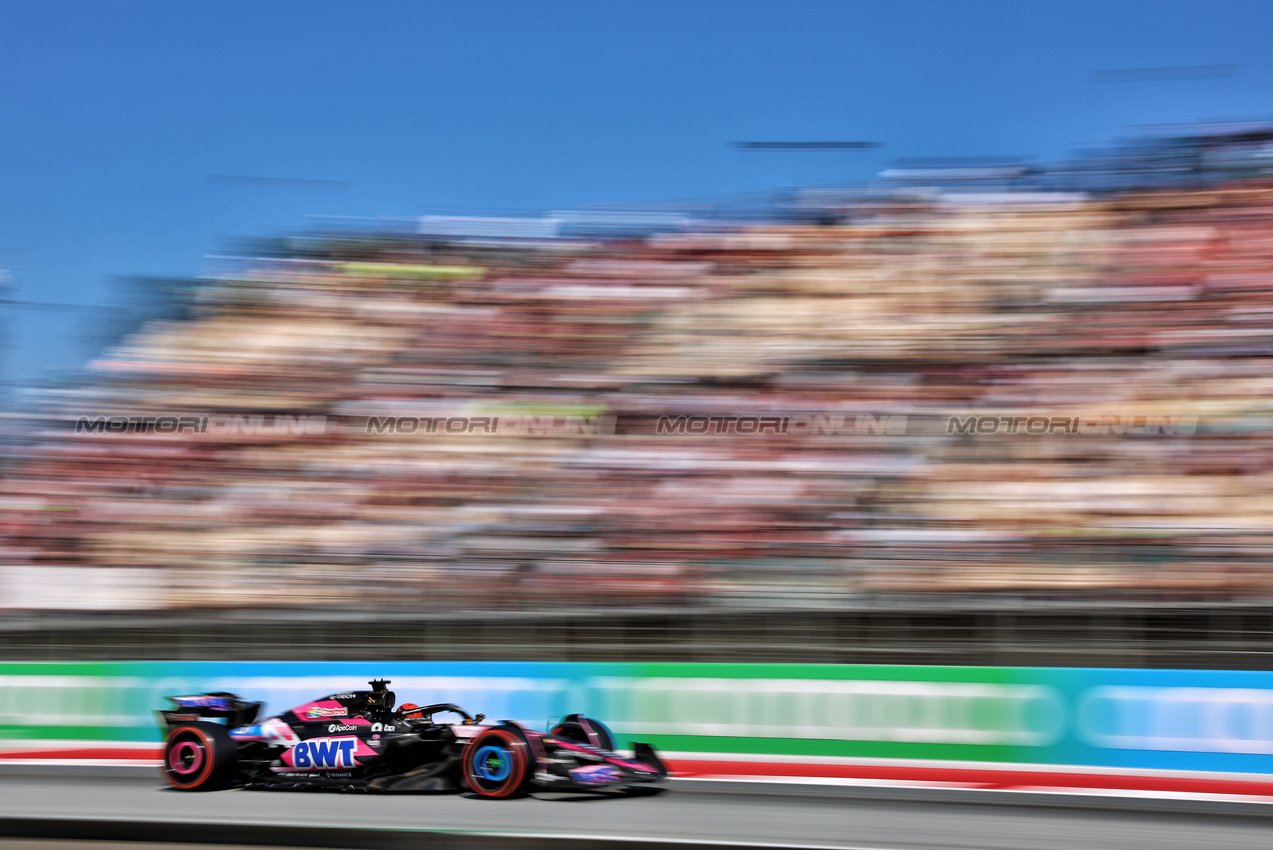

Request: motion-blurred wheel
left=162, top=723, right=237, bottom=791
left=462, top=727, right=531, bottom=798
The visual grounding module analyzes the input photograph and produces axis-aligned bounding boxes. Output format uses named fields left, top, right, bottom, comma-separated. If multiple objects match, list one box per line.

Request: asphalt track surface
left=2, top=767, right=1273, bottom=850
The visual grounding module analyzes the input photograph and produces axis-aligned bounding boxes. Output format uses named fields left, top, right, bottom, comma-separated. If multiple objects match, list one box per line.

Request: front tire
left=162, top=723, right=237, bottom=791
left=461, top=727, right=531, bottom=798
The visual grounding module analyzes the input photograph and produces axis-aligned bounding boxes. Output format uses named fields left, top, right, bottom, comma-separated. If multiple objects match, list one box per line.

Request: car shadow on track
left=459, top=786, right=667, bottom=804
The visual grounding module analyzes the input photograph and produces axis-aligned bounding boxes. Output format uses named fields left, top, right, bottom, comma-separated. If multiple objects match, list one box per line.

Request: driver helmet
left=400, top=703, right=425, bottom=719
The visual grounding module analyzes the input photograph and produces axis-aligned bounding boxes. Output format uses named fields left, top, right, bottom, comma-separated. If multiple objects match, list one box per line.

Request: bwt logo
left=654, top=414, right=907, bottom=436
left=75, top=415, right=326, bottom=437
left=947, top=414, right=1197, bottom=437
left=290, top=737, right=359, bottom=769
left=365, top=415, right=616, bottom=437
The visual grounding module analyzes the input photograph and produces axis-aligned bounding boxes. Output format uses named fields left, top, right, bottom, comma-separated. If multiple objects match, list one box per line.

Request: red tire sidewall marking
left=463, top=728, right=527, bottom=797
left=165, top=726, right=215, bottom=789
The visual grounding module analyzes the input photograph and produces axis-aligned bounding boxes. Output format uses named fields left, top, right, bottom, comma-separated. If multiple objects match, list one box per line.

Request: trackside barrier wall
left=3, top=663, right=1273, bottom=774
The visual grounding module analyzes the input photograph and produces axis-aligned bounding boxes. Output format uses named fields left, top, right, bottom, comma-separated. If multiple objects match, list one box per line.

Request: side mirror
left=473, top=713, right=486, bottom=724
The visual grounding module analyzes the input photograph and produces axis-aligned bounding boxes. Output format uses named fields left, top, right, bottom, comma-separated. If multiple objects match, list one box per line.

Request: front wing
left=519, top=724, right=668, bottom=790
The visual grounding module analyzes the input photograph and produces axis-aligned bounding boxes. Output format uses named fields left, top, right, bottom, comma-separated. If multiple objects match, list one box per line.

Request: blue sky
left=2, top=0, right=1271, bottom=386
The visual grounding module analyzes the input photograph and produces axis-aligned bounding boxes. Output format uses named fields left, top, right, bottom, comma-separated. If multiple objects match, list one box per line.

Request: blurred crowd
left=6, top=132, right=1273, bottom=612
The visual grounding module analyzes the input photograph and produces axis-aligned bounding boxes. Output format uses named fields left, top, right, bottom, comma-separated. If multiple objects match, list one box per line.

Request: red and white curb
left=0, top=741, right=160, bottom=766
left=665, top=752, right=1273, bottom=803
left=6, top=744, right=1273, bottom=804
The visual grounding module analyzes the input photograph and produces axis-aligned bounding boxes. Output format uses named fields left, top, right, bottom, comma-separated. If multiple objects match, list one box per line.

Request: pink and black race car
left=157, top=679, right=666, bottom=796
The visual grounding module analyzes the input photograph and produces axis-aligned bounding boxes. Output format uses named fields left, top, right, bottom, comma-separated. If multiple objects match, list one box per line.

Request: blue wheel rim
left=473, top=744, right=512, bottom=782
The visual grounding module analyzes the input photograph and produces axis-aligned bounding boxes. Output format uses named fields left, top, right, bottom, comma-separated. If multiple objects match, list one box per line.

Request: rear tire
left=162, top=723, right=237, bottom=791
left=461, top=727, right=532, bottom=798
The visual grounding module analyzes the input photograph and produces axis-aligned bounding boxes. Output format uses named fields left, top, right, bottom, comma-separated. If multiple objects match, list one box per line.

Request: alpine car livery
left=158, top=679, right=666, bottom=796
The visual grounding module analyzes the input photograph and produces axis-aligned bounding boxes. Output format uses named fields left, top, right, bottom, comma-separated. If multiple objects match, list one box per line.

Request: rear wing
left=156, top=692, right=262, bottom=731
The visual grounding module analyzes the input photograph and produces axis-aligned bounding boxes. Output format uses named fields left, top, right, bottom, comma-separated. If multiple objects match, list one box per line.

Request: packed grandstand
left=5, top=125, right=1273, bottom=613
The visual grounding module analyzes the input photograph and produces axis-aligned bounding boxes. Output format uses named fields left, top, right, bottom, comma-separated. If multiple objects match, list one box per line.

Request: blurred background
left=5, top=1, right=1273, bottom=667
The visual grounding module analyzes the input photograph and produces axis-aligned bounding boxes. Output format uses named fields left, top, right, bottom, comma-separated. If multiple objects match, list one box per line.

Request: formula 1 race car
left=157, top=679, right=666, bottom=796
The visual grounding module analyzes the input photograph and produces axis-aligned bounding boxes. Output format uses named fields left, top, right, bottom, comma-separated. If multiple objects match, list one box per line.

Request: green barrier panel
left=2, top=662, right=1272, bottom=775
